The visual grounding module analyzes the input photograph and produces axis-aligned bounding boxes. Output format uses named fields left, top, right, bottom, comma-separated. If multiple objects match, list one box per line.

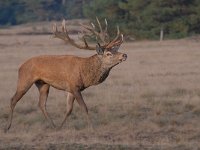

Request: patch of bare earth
left=1, top=23, right=200, bottom=149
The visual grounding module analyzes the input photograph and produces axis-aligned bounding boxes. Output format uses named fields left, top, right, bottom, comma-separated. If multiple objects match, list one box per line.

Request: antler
left=53, top=20, right=96, bottom=50
left=80, top=17, right=110, bottom=45
left=81, top=18, right=123, bottom=49
left=106, top=27, right=123, bottom=48
left=52, top=18, right=124, bottom=50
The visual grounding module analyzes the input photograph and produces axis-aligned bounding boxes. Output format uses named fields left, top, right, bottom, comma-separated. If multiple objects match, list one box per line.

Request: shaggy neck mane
left=80, top=54, right=111, bottom=89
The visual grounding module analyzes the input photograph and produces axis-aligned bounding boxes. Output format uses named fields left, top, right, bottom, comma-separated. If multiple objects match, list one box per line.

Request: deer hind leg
left=35, top=81, right=55, bottom=128
left=59, top=92, right=75, bottom=129
left=6, top=77, right=34, bottom=131
left=73, top=91, right=93, bottom=130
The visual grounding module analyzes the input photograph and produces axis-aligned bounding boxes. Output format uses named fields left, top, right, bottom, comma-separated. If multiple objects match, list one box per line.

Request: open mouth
left=119, top=57, right=127, bottom=62
left=119, top=59, right=125, bottom=63
left=122, top=54, right=127, bottom=61
left=122, top=57, right=127, bottom=61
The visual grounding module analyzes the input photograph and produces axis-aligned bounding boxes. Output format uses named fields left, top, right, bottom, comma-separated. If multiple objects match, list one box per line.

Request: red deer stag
left=6, top=18, right=127, bottom=131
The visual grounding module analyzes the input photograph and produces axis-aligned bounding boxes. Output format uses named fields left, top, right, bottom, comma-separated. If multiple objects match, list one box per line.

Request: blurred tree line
left=0, top=0, right=84, bottom=25
left=1, top=0, right=200, bottom=39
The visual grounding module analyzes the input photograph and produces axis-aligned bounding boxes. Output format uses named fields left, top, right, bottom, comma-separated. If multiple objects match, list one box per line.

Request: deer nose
left=121, top=53, right=127, bottom=61
left=123, top=54, right=127, bottom=59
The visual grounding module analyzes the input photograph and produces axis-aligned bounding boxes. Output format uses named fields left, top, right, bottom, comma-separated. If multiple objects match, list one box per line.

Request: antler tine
left=80, top=23, right=99, bottom=36
left=77, top=31, right=83, bottom=40
left=104, top=18, right=110, bottom=42
left=115, top=26, right=120, bottom=39
left=61, top=19, right=66, bottom=32
left=52, top=23, right=56, bottom=32
left=82, top=36, right=89, bottom=47
left=80, top=22, right=107, bottom=44
left=90, top=22, right=99, bottom=41
left=78, top=30, right=90, bottom=47
left=121, top=34, right=124, bottom=42
left=112, top=25, right=120, bottom=42
left=104, top=18, right=108, bottom=32
left=96, top=17, right=103, bottom=33
left=80, top=17, right=116, bottom=45
left=91, top=22, right=95, bottom=29
left=96, top=17, right=110, bottom=44
left=52, top=22, right=67, bottom=41
left=106, top=26, right=124, bottom=48
left=52, top=19, right=96, bottom=50
left=117, top=33, right=124, bottom=45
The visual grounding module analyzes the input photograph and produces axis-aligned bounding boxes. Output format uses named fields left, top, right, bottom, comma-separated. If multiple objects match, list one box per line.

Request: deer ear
left=96, top=43, right=104, bottom=55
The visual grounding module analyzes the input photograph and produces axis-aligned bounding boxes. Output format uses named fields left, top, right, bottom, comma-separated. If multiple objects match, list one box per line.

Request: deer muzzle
left=120, top=53, right=127, bottom=62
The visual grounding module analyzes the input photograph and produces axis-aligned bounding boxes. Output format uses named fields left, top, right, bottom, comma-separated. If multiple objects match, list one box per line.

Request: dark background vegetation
left=1, top=0, right=200, bottom=39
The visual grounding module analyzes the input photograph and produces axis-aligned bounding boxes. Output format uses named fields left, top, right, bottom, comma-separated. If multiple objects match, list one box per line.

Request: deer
left=6, top=18, right=127, bottom=131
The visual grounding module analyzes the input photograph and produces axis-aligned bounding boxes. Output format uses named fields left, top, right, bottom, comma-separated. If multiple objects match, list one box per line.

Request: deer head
left=95, top=35, right=127, bottom=68
left=52, top=18, right=127, bottom=69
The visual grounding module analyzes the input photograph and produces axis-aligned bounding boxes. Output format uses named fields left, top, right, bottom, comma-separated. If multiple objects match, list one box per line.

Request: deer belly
left=41, top=77, right=69, bottom=91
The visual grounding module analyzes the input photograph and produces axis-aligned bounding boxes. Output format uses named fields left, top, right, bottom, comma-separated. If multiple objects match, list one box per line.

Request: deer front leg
left=73, top=90, right=93, bottom=130
left=59, top=92, right=75, bottom=129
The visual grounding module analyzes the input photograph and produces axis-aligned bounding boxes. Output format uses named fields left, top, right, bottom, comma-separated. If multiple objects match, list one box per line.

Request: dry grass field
left=1, top=24, right=200, bottom=149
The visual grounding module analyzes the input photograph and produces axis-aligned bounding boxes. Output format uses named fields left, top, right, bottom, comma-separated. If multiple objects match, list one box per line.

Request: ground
left=1, top=24, right=200, bottom=149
